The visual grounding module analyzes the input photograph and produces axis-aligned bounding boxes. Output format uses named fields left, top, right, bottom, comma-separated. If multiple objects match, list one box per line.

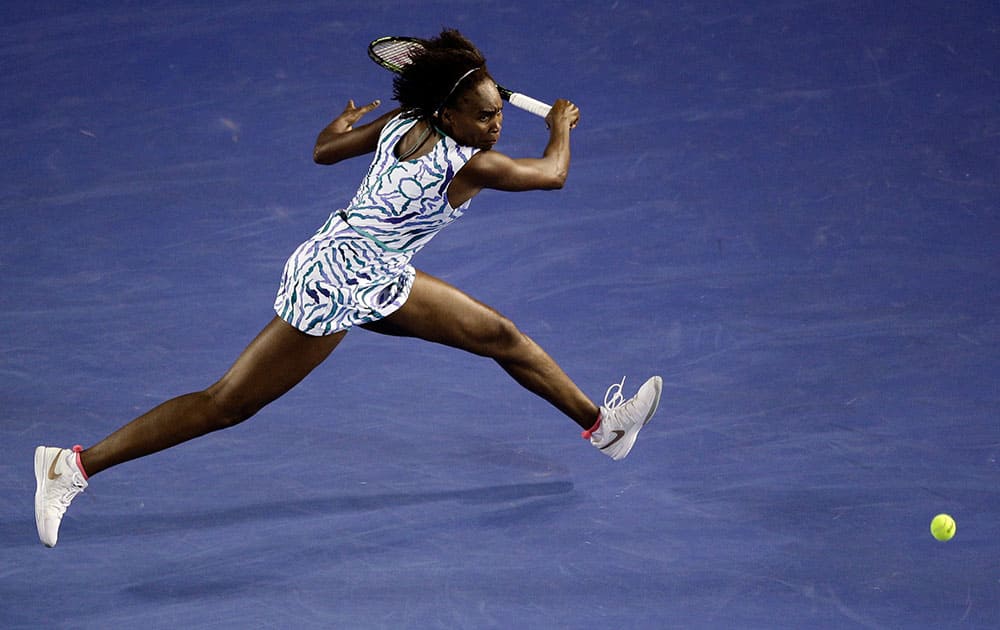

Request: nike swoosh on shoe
left=599, top=430, right=626, bottom=450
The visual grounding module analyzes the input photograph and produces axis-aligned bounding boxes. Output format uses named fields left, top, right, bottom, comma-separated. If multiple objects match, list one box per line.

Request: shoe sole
left=33, top=446, right=57, bottom=547
left=641, top=376, right=663, bottom=426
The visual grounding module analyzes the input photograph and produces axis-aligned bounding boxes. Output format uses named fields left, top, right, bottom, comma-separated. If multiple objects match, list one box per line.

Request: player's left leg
left=35, top=317, right=344, bottom=547
left=362, top=269, right=599, bottom=429
left=80, top=317, right=345, bottom=476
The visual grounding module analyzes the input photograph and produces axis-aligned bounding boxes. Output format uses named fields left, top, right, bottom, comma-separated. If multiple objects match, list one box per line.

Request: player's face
left=441, top=78, right=503, bottom=150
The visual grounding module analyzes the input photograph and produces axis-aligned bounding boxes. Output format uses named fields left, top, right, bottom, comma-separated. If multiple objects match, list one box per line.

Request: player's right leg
left=362, top=269, right=663, bottom=460
left=362, top=269, right=600, bottom=428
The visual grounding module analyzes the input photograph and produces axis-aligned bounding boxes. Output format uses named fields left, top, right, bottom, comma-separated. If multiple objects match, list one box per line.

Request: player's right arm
left=447, top=99, right=580, bottom=205
left=313, top=99, right=401, bottom=165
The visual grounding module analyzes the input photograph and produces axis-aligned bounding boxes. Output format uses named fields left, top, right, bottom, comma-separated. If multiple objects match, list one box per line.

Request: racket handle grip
left=508, top=92, right=552, bottom=118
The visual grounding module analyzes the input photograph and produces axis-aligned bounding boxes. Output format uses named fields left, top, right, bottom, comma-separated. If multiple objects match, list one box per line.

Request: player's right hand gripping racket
left=368, top=36, right=552, bottom=119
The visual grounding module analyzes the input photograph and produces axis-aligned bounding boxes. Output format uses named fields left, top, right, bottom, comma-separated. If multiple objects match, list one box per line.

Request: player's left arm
left=313, top=99, right=401, bottom=165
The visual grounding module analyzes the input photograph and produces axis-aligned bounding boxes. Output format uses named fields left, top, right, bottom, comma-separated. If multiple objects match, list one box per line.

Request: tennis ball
left=930, top=513, right=956, bottom=542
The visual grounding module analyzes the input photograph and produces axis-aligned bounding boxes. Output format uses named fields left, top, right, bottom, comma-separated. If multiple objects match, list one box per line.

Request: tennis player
left=34, top=29, right=662, bottom=547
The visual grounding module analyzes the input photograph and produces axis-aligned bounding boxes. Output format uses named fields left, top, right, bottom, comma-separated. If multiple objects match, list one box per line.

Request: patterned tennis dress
left=274, top=115, right=480, bottom=335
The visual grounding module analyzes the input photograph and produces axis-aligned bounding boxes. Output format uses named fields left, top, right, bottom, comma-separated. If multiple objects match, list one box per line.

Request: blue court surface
left=2, top=1, right=998, bottom=628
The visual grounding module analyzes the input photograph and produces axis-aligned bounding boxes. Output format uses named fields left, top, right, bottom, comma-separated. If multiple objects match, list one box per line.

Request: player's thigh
left=209, top=317, right=346, bottom=414
left=363, top=270, right=519, bottom=356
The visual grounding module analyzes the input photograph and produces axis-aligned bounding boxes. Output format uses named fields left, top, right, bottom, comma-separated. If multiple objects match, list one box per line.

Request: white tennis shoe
left=34, top=446, right=88, bottom=547
left=584, top=376, right=663, bottom=460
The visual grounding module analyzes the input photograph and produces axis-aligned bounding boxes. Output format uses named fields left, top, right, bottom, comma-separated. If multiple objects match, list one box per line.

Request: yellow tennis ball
left=930, top=513, right=956, bottom=542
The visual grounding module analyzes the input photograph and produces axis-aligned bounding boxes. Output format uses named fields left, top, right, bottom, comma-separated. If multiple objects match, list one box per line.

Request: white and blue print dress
left=275, top=115, right=480, bottom=335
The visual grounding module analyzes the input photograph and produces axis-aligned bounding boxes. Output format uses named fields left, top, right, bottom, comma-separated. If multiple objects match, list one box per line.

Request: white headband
left=435, top=67, right=481, bottom=116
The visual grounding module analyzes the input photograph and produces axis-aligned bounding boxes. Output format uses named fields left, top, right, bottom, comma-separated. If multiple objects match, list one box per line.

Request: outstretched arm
left=313, top=99, right=402, bottom=165
left=451, top=99, right=580, bottom=201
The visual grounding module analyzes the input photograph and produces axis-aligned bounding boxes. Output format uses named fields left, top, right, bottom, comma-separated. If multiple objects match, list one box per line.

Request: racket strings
left=371, top=40, right=424, bottom=70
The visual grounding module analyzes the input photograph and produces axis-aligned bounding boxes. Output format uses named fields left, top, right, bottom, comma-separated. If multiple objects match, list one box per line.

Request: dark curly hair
left=393, top=29, right=491, bottom=120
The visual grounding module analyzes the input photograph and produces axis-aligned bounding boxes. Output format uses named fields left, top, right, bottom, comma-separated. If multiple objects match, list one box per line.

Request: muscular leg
left=362, top=270, right=599, bottom=429
left=81, top=317, right=345, bottom=476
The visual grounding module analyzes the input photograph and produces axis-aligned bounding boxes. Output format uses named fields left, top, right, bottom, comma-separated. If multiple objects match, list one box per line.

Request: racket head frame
left=367, top=36, right=427, bottom=73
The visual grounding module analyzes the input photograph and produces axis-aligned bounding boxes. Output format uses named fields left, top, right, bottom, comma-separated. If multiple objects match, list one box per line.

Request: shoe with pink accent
left=34, top=446, right=89, bottom=547
left=583, top=376, right=663, bottom=461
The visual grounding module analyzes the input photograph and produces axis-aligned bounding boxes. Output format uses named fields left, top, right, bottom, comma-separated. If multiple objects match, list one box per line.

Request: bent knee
left=474, top=315, right=528, bottom=358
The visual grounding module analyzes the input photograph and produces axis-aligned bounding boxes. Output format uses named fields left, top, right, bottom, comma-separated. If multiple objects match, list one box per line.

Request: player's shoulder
left=462, top=148, right=514, bottom=171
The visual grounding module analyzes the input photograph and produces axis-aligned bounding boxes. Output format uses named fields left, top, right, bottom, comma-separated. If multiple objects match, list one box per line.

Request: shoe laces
left=50, top=454, right=87, bottom=511
left=583, top=377, right=628, bottom=440
left=57, top=473, right=87, bottom=507
left=46, top=486, right=84, bottom=522
left=603, top=376, right=627, bottom=410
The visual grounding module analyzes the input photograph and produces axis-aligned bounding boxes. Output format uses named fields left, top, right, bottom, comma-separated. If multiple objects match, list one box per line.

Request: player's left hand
left=332, top=99, right=382, bottom=133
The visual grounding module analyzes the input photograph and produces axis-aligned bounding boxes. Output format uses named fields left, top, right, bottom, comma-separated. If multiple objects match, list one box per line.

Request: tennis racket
left=368, top=36, right=552, bottom=119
